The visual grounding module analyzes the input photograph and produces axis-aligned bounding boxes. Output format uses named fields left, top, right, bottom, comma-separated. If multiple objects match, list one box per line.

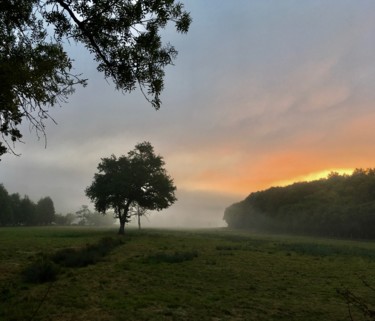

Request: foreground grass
left=1, top=227, right=375, bottom=320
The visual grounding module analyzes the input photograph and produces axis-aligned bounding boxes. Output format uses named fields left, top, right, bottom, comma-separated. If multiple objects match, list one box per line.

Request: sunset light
left=272, top=168, right=355, bottom=188
left=2, top=2, right=375, bottom=320
left=1, top=1, right=375, bottom=229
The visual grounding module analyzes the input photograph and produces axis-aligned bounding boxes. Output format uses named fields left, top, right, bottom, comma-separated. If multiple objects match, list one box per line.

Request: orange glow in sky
left=181, top=167, right=356, bottom=197
left=1, top=1, right=375, bottom=229
left=272, top=168, right=354, bottom=188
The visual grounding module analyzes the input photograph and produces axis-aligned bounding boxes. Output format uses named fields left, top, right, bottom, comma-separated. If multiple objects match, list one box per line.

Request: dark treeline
left=0, top=184, right=55, bottom=226
left=0, top=184, right=116, bottom=227
left=224, top=168, right=375, bottom=239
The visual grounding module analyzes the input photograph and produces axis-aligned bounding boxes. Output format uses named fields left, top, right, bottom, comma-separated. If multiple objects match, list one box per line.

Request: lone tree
left=0, top=0, right=191, bottom=157
left=86, top=141, right=176, bottom=234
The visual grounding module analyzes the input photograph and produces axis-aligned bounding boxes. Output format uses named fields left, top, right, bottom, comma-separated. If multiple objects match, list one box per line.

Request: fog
left=133, top=190, right=240, bottom=229
left=1, top=1, right=375, bottom=228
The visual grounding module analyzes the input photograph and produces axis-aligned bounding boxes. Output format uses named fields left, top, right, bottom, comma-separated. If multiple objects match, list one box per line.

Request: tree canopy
left=224, top=169, right=375, bottom=239
left=36, top=197, right=56, bottom=225
left=85, top=141, right=176, bottom=234
left=0, top=0, right=191, bottom=157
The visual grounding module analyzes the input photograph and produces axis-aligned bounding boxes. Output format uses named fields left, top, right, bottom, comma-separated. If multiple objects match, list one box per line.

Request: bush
left=51, top=247, right=98, bottom=268
left=21, top=237, right=124, bottom=283
left=51, top=237, right=123, bottom=268
left=22, top=257, right=59, bottom=284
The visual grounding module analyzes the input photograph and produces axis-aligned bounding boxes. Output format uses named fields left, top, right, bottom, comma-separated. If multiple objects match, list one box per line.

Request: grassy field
left=1, top=226, right=375, bottom=321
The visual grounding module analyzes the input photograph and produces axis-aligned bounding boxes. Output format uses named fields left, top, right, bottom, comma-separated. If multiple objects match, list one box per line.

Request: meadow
left=1, top=227, right=375, bottom=321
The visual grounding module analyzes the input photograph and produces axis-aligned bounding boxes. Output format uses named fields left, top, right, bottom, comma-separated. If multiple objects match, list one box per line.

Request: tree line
left=224, top=169, right=375, bottom=239
left=0, top=185, right=115, bottom=227
left=0, top=184, right=55, bottom=226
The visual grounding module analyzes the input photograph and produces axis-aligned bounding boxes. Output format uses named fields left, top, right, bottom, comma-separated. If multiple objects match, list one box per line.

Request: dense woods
left=224, top=169, right=375, bottom=239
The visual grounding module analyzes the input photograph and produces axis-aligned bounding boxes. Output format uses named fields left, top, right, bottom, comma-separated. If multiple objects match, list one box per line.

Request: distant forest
left=0, top=185, right=114, bottom=226
left=224, top=168, right=375, bottom=239
left=0, top=184, right=55, bottom=226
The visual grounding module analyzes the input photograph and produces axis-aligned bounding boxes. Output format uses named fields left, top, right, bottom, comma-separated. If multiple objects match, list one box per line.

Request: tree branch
left=55, top=0, right=119, bottom=82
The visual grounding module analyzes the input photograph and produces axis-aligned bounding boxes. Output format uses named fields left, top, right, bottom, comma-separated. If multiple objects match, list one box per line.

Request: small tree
left=75, top=205, right=91, bottom=225
left=129, top=202, right=149, bottom=230
left=74, top=205, right=115, bottom=226
left=86, top=142, right=176, bottom=234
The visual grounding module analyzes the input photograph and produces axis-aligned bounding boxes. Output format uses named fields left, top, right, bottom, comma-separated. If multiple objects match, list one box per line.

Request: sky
left=1, top=1, right=375, bottom=228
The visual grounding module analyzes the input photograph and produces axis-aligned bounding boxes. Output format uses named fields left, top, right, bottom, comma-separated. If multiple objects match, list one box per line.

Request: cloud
left=1, top=1, right=375, bottom=227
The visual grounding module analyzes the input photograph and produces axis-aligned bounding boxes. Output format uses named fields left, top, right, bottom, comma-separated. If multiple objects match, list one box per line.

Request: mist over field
left=138, top=190, right=238, bottom=228
left=1, top=1, right=375, bottom=229
left=3, top=2, right=375, bottom=320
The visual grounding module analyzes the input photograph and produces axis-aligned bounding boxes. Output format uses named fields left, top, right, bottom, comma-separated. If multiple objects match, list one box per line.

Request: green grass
left=1, top=226, right=375, bottom=320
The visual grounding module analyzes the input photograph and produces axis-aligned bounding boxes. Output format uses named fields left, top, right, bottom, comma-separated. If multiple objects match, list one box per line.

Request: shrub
left=20, top=237, right=124, bottom=284
left=51, top=237, right=123, bottom=268
left=51, top=247, right=98, bottom=267
left=22, top=257, right=59, bottom=284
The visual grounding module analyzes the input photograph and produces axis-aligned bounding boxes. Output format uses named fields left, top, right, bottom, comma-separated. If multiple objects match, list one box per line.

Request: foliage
left=0, top=184, right=12, bottom=225
left=19, top=196, right=38, bottom=225
left=224, top=168, right=375, bottom=239
left=36, top=197, right=55, bottom=225
left=0, top=0, right=83, bottom=156
left=54, top=213, right=75, bottom=225
left=0, top=184, right=56, bottom=226
left=0, top=186, right=115, bottom=227
left=86, top=141, right=177, bottom=234
left=75, top=204, right=91, bottom=225
left=0, top=0, right=191, bottom=157
left=74, top=205, right=115, bottom=226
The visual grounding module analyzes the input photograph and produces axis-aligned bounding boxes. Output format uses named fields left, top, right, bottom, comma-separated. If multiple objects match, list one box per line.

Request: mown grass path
left=1, top=227, right=375, bottom=320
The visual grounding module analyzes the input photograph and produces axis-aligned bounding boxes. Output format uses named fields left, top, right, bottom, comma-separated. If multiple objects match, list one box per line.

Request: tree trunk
left=118, top=204, right=130, bottom=235
left=118, top=219, right=126, bottom=235
left=138, top=212, right=141, bottom=230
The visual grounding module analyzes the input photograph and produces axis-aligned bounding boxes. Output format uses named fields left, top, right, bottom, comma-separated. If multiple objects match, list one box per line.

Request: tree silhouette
left=86, top=141, right=176, bottom=234
left=0, top=0, right=191, bottom=157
